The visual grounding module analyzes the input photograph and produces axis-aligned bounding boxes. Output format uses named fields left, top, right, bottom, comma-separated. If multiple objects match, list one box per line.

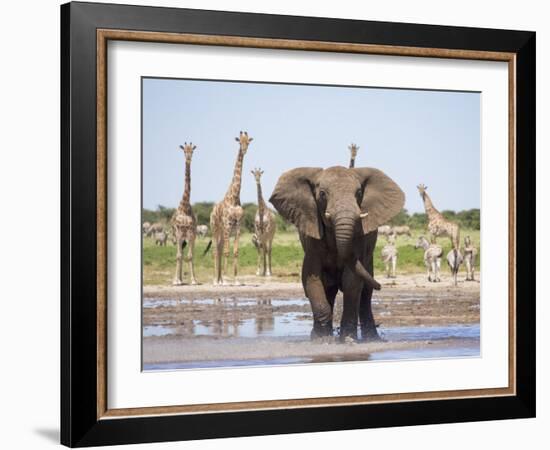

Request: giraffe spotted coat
left=209, top=131, right=253, bottom=285
left=171, top=142, right=198, bottom=285
left=251, top=168, right=276, bottom=276
left=417, top=184, right=460, bottom=250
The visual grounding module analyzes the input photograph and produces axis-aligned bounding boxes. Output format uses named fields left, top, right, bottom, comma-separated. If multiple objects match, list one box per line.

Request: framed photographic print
left=61, top=1, right=535, bottom=447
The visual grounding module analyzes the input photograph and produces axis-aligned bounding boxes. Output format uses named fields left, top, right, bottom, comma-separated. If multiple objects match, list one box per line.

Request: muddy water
left=143, top=294, right=480, bottom=370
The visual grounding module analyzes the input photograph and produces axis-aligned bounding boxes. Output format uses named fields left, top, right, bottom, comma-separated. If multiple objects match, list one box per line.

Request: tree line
left=388, top=208, right=480, bottom=230
left=143, top=204, right=480, bottom=233
left=143, top=203, right=293, bottom=233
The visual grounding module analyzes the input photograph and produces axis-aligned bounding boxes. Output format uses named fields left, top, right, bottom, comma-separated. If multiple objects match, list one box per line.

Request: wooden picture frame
left=61, top=1, right=535, bottom=447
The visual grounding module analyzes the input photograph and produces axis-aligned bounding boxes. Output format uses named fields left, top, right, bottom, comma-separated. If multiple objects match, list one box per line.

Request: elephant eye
left=356, top=189, right=362, bottom=203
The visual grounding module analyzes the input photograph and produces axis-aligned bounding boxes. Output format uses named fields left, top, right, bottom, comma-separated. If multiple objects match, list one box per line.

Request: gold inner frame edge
left=95, top=29, right=517, bottom=420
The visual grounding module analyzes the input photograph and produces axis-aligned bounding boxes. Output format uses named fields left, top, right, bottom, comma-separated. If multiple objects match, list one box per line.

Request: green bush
left=386, top=208, right=479, bottom=230
left=143, top=203, right=290, bottom=232
left=142, top=205, right=480, bottom=233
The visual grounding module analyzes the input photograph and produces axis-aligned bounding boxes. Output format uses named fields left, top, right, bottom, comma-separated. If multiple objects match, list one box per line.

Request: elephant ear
left=269, top=168, right=323, bottom=239
left=353, top=168, right=405, bottom=235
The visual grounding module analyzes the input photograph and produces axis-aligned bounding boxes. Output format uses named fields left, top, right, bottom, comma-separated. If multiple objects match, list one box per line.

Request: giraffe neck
left=349, top=157, right=355, bottom=168
left=256, top=181, right=266, bottom=228
left=179, top=158, right=192, bottom=213
left=225, top=147, right=244, bottom=205
left=422, top=192, right=440, bottom=219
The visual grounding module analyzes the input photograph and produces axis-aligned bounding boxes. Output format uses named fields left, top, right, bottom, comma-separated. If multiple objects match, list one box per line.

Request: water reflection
left=143, top=294, right=480, bottom=370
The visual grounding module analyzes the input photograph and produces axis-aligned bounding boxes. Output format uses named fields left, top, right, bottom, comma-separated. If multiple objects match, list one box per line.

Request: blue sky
left=142, top=78, right=480, bottom=214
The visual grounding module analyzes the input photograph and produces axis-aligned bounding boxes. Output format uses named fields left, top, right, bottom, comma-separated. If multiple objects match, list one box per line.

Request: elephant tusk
left=353, top=259, right=381, bottom=290
left=325, top=212, right=331, bottom=219
left=359, top=212, right=368, bottom=218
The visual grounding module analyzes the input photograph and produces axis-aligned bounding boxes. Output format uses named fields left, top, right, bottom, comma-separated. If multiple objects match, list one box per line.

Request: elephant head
left=270, top=166, right=405, bottom=289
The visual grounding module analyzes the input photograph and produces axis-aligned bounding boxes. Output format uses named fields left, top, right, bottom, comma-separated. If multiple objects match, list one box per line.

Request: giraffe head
left=235, top=131, right=253, bottom=154
left=251, top=167, right=264, bottom=183
left=349, top=143, right=359, bottom=159
left=417, top=183, right=428, bottom=197
left=179, top=142, right=196, bottom=162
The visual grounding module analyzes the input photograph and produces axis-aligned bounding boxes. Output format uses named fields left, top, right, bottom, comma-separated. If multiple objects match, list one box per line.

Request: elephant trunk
left=353, top=259, right=381, bottom=290
left=332, top=210, right=381, bottom=291
left=333, top=213, right=357, bottom=263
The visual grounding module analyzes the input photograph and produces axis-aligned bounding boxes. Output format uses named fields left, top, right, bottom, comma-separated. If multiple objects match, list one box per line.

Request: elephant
left=270, top=166, right=405, bottom=341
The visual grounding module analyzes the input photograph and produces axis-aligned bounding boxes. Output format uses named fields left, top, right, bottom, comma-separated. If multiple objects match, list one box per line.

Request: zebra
left=415, top=236, right=443, bottom=282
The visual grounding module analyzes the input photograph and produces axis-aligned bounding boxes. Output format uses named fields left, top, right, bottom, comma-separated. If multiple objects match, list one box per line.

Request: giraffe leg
left=214, top=238, right=224, bottom=285
left=233, top=227, right=241, bottom=285
left=262, top=242, right=267, bottom=277
left=187, top=234, right=198, bottom=285
left=173, top=237, right=183, bottom=286
left=266, top=240, right=273, bottom=277
left=255, top=239, right=262, bottom=276
left=211, top=239, right=218, bottom=285
left=222, top=228, right=231, bottom=285
left=212, top=231, right=222, bottom=285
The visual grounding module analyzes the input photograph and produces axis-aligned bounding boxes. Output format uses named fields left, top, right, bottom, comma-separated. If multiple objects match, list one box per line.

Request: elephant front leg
left=302, top=263, right=333, bottom=339
left=358, top=254, right=380, bottom=341
left=340, top=268, right=362, bottom=341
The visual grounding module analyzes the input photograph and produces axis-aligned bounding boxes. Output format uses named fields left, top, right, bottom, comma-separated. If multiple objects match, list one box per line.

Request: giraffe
left=417, top=184, right=460, bottom=250
left=251, top=168, right=277, bottom=276
left=171, top=142, right=198, bottom=285
left=348, top=143, right=359, bottom=168
left=209, top=131, right=253, bottom=285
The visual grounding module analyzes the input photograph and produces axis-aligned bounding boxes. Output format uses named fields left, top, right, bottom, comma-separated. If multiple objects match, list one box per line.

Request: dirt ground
left=144, top=274, right=480, bottom=327
left=145, top=273, right=480, bottom=298
left=143, top=279, right=479, bottom=326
